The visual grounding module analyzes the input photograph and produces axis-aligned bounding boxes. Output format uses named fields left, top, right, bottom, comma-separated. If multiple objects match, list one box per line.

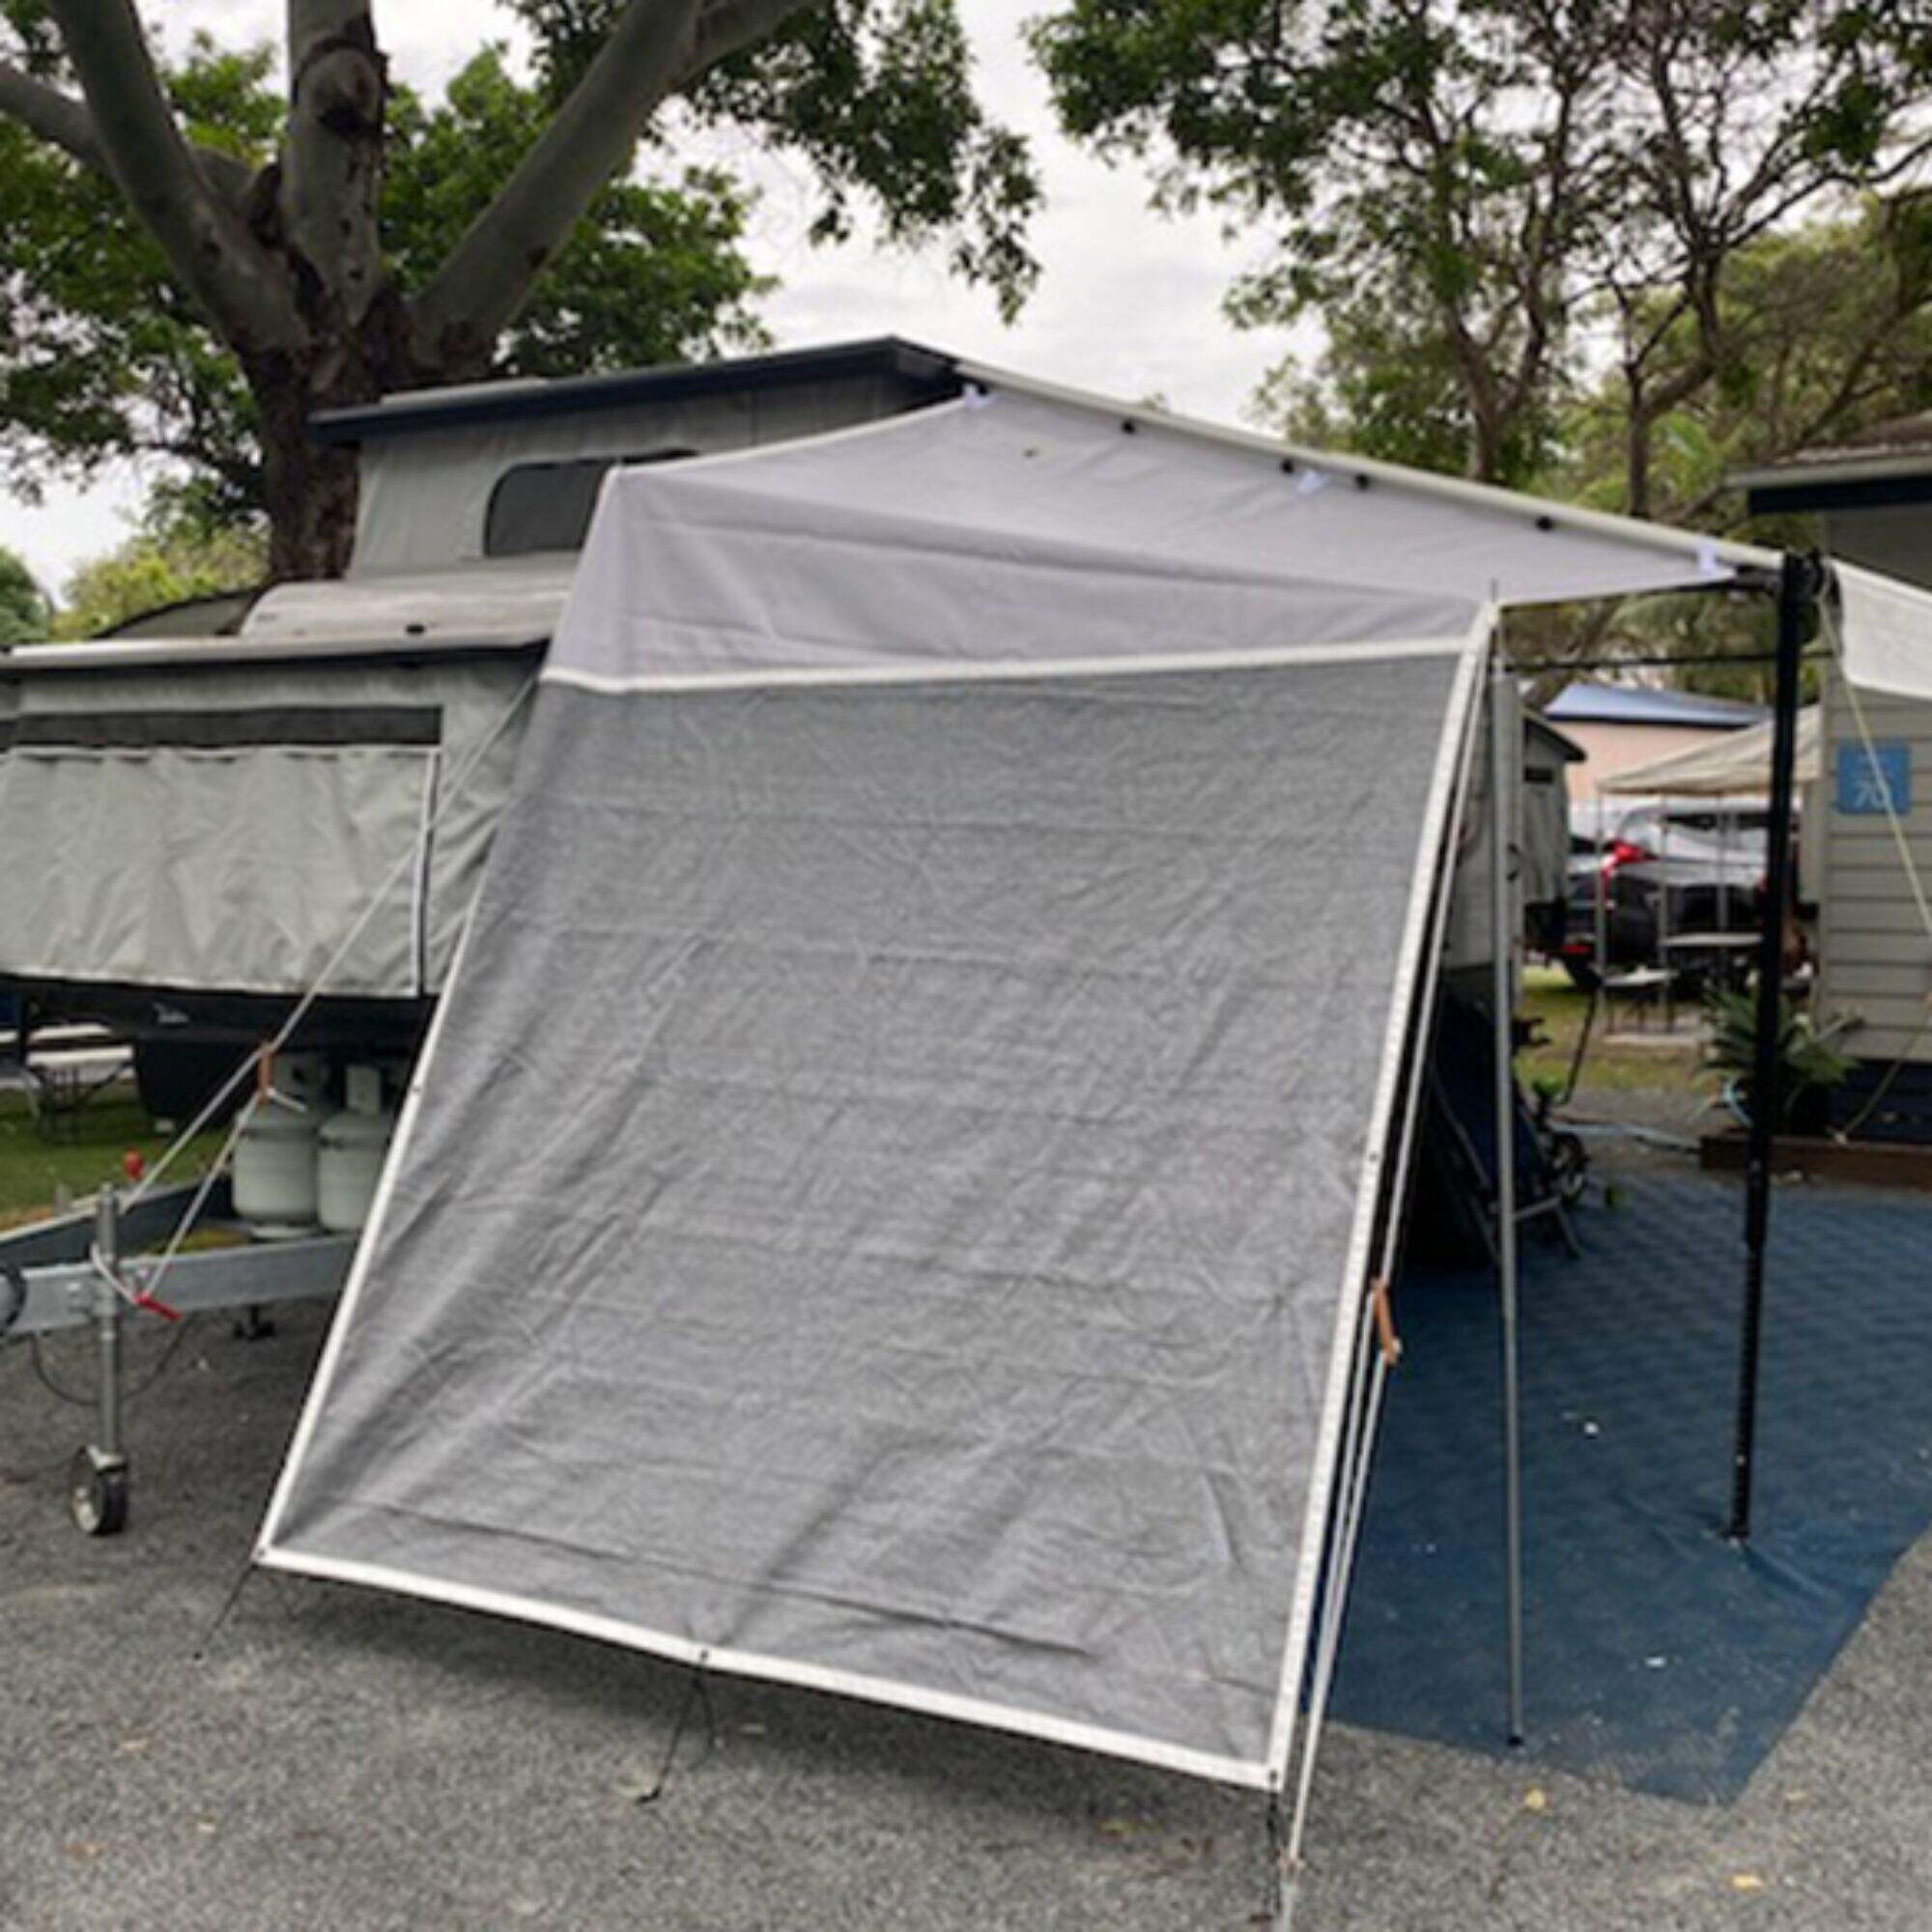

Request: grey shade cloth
left=267, top=653, right=1464, bottom=1779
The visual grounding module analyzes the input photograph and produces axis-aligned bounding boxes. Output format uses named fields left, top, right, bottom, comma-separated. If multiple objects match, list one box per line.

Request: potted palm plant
left=1703, top=986, right=1855, bottom=1136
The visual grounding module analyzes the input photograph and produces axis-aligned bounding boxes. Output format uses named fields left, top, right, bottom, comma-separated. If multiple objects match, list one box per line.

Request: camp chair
left=1413, top=992, right=1582, bottom=1265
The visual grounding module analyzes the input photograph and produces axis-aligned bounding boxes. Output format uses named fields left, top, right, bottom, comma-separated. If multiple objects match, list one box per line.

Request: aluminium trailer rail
left=0, top=1183, right=354, bottom=1534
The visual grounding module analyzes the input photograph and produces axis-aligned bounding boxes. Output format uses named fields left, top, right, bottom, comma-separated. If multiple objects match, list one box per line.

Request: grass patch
left=1520, top=964, right=1708, bottom=1102
left=0, top=1085, right=224, bottom=1229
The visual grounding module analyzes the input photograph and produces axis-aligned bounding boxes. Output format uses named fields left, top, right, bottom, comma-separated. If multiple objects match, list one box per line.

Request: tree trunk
left=283, top=2, right=386, bottom=331
left=247, top=289, right=468, bottom=580
left=30, top=0, right=823, bottom=583
left=1624, top=401, right=1653, bottom=521
left=251, top=355, right=366, bottom=580
left=1469, top=405, right=1508, bottom=486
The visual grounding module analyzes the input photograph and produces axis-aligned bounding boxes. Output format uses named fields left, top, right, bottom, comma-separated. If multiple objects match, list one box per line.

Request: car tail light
left=1602, top=838, right=1651, bottom=874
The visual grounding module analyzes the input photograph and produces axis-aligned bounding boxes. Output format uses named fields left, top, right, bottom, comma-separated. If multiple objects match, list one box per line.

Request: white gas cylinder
left=233, top=1094, right=321, bottom=1236
left=317, top=1097, right=396, bottom=1234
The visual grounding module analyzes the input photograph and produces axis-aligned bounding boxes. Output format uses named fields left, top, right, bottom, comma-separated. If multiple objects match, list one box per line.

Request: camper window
left=485, top=451, right=696, bottom=556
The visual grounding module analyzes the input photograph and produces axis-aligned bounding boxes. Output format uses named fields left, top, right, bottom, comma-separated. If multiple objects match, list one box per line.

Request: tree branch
left=0, top=57, right=260, bottom=202
left=44, top=0, right=298, bottom=352
left=415, top=0, right=781, bottom=368
left=677, top=0, right=820, bottom=84
left=282, top=0, right=386, bottom=325
left=0, top=57, right=102, bottom=168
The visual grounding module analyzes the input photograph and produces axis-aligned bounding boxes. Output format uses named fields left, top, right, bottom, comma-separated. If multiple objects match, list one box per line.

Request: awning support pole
left=1727, top=551, right=1819, bottom=1545
left=1490, top=648, right=1526, bottom=1745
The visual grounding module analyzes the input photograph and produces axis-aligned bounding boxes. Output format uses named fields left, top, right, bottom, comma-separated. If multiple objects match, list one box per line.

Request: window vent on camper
left=485, top=450, right=696, bottom=556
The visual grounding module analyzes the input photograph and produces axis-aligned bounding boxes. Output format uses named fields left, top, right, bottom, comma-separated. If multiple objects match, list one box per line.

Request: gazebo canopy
left=1602, top=707, right=1821, bottom=796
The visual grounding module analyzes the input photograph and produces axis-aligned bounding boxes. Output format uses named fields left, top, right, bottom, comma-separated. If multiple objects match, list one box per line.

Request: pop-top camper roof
left=0, top=558, right=571, bottom=675
left=0, top=341, right=961, bottom=676
left=306, top=335, right=958, bottom=443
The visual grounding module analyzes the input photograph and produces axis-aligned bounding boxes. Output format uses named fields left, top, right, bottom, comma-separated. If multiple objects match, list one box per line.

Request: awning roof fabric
left=546, top=388, right=1776, bottom=693
left=551, top=424, right=1476, bottom=687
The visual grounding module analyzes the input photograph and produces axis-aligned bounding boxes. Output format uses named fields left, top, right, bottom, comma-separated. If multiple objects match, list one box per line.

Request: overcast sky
left=3, top=0, right=1299, bottom=598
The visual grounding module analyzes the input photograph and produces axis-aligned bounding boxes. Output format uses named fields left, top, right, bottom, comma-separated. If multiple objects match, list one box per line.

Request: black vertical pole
left=1726, top=551, right=1815, bottom=1545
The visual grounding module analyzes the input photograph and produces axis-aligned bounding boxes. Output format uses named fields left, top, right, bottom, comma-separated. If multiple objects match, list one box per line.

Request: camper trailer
left=1, top=338, right=1568, bottom=1125
left=0, top=341, right=960, bottom=1120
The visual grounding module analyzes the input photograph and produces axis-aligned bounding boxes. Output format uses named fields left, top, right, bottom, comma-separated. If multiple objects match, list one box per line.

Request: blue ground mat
left=1330, top=1168, right=1932, bottom=1801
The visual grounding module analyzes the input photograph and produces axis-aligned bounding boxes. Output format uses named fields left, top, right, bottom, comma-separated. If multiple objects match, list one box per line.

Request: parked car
left=1557, top=800, right=1786, bottom=987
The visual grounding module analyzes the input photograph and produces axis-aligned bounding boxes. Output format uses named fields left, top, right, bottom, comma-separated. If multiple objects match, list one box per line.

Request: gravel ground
left=5, top=1287, right=1930, bottom=1931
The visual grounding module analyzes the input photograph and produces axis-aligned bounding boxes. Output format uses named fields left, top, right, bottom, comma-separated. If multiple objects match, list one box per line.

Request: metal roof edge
left=1743, top=465, right=1932, bottom=517
left=1546, top=680, right=1769, bottom=727
left=1735, top=445, right=1932, bottom=492
left=0, top=634, right=548, bottom=676
left=311, top=338, right=960, bottom=445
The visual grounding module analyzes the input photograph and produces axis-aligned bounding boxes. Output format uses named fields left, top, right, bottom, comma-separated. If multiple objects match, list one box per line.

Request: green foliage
left=1036, top=0, right=1932, bottom=487
left=1703, top=986, right=1856, bottom=1128
left=1251, top=297, right=1560, bottom=486
left=384, top=47, right=773, bottom=376
left=53, top=512, right=267, bottom=639
left=516, top=0, right=1041, bottom=317
left=0, top=541, right=48, bottom=641
left=0, top=1, right=62, bottom=76
left=1548, top=206, right=1932, bottom=694
left=1035, top=0, right=1608, bottom=466
left=1561, top=204, right=1932, bottom=525
left=0, top=35, right=265, bottom=518
left=0, top=29, right=815, bottom=533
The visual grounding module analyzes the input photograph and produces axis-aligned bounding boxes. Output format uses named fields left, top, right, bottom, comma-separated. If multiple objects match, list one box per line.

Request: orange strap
left=1371, top=1277, right=1403, bottom=1368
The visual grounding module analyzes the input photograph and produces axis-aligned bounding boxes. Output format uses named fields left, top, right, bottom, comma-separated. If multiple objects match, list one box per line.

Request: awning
left=255, top=380, right=1932, bottom=1795
left=1834, top=561, right=1932, bottom=701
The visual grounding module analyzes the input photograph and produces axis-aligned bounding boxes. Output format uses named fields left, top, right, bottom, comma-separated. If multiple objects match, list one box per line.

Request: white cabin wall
left=1816, top=502, right=1932, bottom=1062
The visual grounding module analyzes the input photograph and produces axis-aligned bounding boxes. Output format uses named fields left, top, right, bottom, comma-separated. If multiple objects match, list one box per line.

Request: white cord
left=93, top=668, right=540, bottom=1322
left=88, top=1093, right=263, bottom=1311
left=1286, top=1344, right=1392, bottom=1873
left=141, top=1095, right=265, bottom=1293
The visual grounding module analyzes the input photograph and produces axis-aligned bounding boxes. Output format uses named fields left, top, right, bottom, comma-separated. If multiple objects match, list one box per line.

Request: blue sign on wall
left=1836, top=739, right=1912, bottom=817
